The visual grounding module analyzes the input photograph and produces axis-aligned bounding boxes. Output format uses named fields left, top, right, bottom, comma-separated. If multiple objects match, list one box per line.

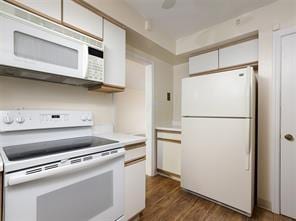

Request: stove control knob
left=3, top=115, right=14, bottom=124
left=16, top=116, right=25, bottom=124
left=81, top=115, right=87, bottom=122
left=87, top=115, right=92, bottom=121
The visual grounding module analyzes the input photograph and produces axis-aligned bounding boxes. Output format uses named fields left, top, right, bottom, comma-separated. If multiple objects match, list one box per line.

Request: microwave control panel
left=86, top=47, right=104, bottom=82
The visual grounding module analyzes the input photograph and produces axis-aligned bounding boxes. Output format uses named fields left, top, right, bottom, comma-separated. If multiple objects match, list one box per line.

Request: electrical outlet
left=167, top=92, right=171, bottom=101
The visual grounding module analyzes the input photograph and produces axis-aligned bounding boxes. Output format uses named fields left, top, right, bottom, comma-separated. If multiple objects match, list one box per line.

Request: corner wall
left=114, top=59, right=146, bottom=134
left=173, top=63, right=189, bottom=123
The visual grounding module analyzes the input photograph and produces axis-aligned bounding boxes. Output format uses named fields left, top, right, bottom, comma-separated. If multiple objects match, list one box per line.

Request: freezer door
left=182, top=67, right=255, bottom=118
left=181, top=117, right=255, bottom=215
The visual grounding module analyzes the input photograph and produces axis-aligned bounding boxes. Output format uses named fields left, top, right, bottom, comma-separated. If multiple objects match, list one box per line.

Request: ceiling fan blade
left=161, top=0, right=176, bottom=9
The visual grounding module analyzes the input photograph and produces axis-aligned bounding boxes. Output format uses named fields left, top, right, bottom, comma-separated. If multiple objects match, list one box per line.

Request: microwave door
left=0, top=14, right=84, bottom=79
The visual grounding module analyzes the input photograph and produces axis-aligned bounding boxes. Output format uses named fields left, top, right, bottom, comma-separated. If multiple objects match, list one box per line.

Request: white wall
left=154, top=60, right=174, bottom=125
left=114, top=59, right=146, bottom=134
left=0, top=76, right=114, bottom=124
left=127, top=45, right=174, bottom=126
left=175, top=0, right=296, bottom=210
left=84, top=0, right=175, bottom=53
left=173, top=62, right=188, bottom=123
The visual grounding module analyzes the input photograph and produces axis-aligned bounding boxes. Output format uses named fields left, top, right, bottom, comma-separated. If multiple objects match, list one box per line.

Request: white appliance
left=0, top=110, right=125, bottom=221
left=181, top=67, right=256, bottom=216
left=0, top=1, right=104, bottom=86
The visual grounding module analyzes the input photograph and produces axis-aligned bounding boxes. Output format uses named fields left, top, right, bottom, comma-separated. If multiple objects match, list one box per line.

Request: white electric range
left=0, top=110, right=125, bottom=221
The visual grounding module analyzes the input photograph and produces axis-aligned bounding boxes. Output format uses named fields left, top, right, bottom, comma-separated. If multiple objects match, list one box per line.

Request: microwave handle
left=8, top=150, right=125, bottom=186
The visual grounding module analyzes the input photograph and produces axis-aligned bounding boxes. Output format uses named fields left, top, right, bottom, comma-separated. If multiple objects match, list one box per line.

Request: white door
left=280, top=32, right=296, bottom=219
left=181, top=117, right=255, bottom=215
left=182, top=67, right=255, bottom=118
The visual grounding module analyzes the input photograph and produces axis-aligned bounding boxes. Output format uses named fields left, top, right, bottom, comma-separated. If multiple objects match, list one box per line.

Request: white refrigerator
left=181, top=67, right=256, bottom=216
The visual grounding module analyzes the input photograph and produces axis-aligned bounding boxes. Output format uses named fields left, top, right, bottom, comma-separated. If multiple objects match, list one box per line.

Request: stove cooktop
left=3, top=136, right=119, bottom=161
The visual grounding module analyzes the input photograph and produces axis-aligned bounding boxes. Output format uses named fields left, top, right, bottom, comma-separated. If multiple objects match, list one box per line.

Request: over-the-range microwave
left=0, top=1, right=104, bottom=87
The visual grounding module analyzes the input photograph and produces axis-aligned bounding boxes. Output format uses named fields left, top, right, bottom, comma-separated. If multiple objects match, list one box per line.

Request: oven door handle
left=7, top=150, right=125, bottom=186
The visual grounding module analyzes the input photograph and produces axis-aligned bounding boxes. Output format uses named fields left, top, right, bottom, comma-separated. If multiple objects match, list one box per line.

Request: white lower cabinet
left=157, top=140, right=181, bottom=175
left=125, top=160, right=146, bottom=220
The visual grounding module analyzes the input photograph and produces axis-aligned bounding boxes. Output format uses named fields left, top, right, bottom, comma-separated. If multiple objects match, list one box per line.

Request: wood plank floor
left=139, top=175, right=294, bottom=221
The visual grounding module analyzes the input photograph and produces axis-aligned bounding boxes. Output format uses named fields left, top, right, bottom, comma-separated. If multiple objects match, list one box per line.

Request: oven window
left=14, top=31, right=78, bottom=69
left=37, top=171, right=113, bottom=221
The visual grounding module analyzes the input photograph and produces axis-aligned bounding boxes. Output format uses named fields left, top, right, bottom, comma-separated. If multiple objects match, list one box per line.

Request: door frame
left=126, top=46, right=156, bottom=176
left=272, top=27, right=296, bottom=214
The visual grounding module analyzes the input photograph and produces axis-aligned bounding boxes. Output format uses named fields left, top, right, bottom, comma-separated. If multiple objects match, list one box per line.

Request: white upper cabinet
left=6, top=0, right=62, bottom=22
left=63, top=0, right=103, bottom=40
left=219, top=39, right=258, bottom=68
left=189, top=50, right=219, bottom=74
left=103, top=19, right=126, bottom=88
left=189, top=39, right=258, bottom=75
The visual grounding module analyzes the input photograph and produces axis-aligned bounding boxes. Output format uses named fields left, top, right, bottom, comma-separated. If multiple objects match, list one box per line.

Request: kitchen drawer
left=157, top=131, right=181, bottom=141
left=125, top=142, right=146, bottom=163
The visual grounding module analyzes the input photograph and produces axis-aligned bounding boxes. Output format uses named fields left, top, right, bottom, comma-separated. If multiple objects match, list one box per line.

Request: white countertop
left=93, top=124, right=146, bottom=147
left=98, top=133, right=146, bottom=146
left=156, top=122, right=181, bottom=132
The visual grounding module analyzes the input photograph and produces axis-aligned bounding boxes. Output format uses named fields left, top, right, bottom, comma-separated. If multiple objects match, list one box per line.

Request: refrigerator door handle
left=245, top=145, right=250, bottom=171
left=245, top=119, right=251, bottom=171
left=245, top=66, right=253, bottom=171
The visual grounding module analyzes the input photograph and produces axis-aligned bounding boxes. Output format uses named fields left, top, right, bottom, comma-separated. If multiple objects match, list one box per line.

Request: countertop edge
left=155, top=127, right=182, bottom=133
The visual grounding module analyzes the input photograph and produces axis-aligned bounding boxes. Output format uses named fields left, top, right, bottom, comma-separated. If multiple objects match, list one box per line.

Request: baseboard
left=257, top=198, right=272, bottom=211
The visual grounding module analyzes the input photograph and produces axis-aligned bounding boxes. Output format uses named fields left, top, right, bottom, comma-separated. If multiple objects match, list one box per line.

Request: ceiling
left=124, top=0, right=277, bottom=40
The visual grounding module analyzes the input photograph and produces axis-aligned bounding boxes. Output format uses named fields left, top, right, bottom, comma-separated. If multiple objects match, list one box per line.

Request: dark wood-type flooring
left=139, top=175, right=294, bottom=221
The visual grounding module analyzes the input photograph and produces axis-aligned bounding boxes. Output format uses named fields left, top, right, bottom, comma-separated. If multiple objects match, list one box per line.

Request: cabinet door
left=103, top=19, right=126, bottom=87
left=219, top=39, right=258, bottom=68
left=157, top=140, right=181, bottom=175
left=6, top=0, right=62, bottom=22
left=63, top=0, right=103, bottom=40
left=189, top=50, right=218, bottom=74
left=125, top=160, right=146, bottom=220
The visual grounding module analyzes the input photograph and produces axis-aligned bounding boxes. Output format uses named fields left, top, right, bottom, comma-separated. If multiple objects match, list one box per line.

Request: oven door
left=4, top=149, right=125, bottom=221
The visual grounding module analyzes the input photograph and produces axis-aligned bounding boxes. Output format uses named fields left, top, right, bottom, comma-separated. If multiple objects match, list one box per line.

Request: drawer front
left=157, top=131, right=181, bottom=141
left=157, top=140, right=181, bottom=175
left=125, top=147, right=146, bottom=163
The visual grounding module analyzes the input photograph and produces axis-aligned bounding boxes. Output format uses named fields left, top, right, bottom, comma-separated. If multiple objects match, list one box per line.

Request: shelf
left=88, top=83, right=125, bottom=93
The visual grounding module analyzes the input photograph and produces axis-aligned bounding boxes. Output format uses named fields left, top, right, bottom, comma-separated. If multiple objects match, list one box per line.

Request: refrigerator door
left=181, top=117, right=255, bottom=215
left=182, top=67, right=255, bottom=118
